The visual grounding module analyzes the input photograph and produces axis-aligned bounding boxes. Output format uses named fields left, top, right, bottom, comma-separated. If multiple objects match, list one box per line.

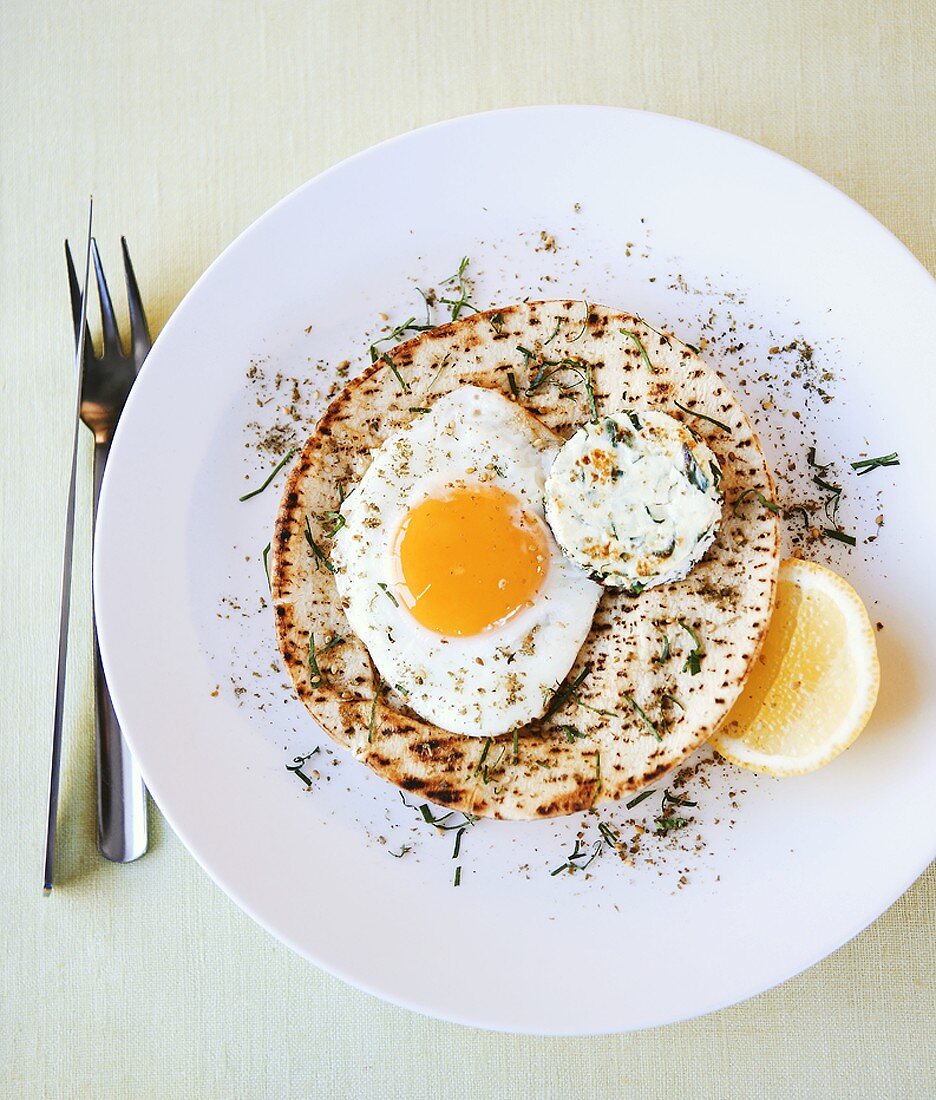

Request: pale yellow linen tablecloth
left=2, top=2, right=933, bottom=1096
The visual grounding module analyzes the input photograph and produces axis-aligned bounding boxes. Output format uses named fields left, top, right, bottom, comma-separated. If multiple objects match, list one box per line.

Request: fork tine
left=91, top=238, right=124, bottom=356
left=65, top=240, right=81, bottom=338
left=64, top=240, right=94, bottom=357
left=120, top=237, right=152, bottom=366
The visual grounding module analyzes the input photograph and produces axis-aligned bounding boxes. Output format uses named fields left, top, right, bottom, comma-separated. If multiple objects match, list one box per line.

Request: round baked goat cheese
left=544, top=408, right=723, bottom=591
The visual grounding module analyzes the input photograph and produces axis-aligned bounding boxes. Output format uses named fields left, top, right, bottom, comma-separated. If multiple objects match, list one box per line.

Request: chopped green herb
left=512, top=727, right=520, bottom=763
left=418, top=287, right=436, bottom=326
left=304, top=518, right=335, bottom=572
left=319, top=509, right=345, bottom=536
left=807, top=447, right=847, bottom=530
left=732, top=488, right=781, bottom=516
left=597, top=821, right=620, bottom=847
left=473, top=737, right=492, bottom=777
left=851, top=452, right=899, bottom=476
left=570, top=301, right=589, bottom=342
left=639, top=318, right=673, bottom=346
left=673, top=400, right=731, bottom=434
left=393, top=682, right=409, bottom=697
left=807, top=446, right=832, bottom=474
left=377, top=582, right=399, bottom=607
left=368, top=314, right=433, bottom=363
left=438, top=256, right=476, bottom=321
left=389, top=844, right=412, bottom=858
left=285, top=747, right=320, bottom=786
left=823, top=528, right=857, bottom=546
left=619, top=328, right=656, bottom=372
left=654, top=635, right=671, bottom=664
left=550, top=837, right=602, bottom=875
left=390, top=315, right=430, bottom=340
left=521, top=346, right=599, bottom=422
left=544, top=666, right=590, bottom=717
left=585, top=840, right=603, bottom=868
left=592, top=751, right=602, bottom=805
left=452, top=826, right=466, bottom=860
left=812, top=474, right=841, bottom=496
left=408, top=406, right=431, bottom=414
left=662, top=789, right=697, bottom=808
left=418, top=804, right=453, bottom=827
left=400, top=793, right=478, bottom=831
left=367, top=684, right=382, bottom=742
left=239, top=448, right=296, bottom=502
left=654, top=816, right=690, bottom=833
left=624, top=694, right=660, bottom=740
left=544, top=318, right=562, bottom=345
left=683, top=444, right=710, bottom=493
left=482, top=750, right=502, bottom=783
left=679, top=621, right=703, bottom=675
left=711, top=461, right=722, bottom=490
left=262, top=542, right=271, bottom=590
left=453, top=865, right=462, bottom=887
left=506, top=370, right=519, bottom=398
left=384, top=317, right=417, bottom=340
left=308, top=634, right=322, bottom=687
left=426, top=354, right=450, bottom=392
left=415, top=289, right=433, bottom=328
left=556, top=724, right=584, bottom=743
left=289, top=748, right=321, bottom=764
left=626, top=787, right=656, bottom=810
left=785, top=505, right=813, bottom=528
left=660, top=692, right=684, bottom=712
left=544, top=666, right=616, bottom=720
left=489, top=311, right=505, bottom=333
left=380, top=353, right=411, bottom=394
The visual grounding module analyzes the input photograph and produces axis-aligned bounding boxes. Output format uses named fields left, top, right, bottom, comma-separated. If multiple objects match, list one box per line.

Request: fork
left=63, top=236, right=152, bottom=865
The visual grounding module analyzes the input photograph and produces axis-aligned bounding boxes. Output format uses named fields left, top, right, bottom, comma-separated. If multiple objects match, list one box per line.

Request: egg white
left=331, top=386, right=601, bottom=737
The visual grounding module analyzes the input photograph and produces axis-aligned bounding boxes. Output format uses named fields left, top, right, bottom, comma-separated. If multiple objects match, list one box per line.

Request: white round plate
left=96, top=107, right=936, bottom=1034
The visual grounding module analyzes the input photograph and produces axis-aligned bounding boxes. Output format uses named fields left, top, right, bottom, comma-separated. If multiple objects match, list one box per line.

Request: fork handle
left=93, top=440, right=148, bottom=862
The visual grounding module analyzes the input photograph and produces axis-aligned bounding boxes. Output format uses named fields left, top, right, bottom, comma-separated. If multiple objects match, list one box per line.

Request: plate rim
left=95, top=104, right=936, bottom=1035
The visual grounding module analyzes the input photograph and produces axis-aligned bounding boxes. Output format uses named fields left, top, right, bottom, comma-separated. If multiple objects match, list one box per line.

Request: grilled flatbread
left=272, top=301, right=780, bottom=819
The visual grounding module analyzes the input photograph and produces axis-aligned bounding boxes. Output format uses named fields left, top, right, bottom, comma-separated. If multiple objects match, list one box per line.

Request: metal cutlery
left=44, top=211, right=153, bottom=891
left=44, top=202, right=93, bottom=895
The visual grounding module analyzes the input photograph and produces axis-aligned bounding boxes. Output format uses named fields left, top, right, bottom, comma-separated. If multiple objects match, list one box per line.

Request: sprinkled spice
left=229, top=226, right=897, bottom=902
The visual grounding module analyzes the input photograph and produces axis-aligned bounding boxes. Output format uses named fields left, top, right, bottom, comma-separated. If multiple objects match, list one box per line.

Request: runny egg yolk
left=394, top=484, right=549, bottom=636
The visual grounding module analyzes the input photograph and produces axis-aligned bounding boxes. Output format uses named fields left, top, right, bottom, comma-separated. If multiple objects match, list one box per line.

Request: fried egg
left=331, top=386, right=601, bottom=737
left=544, top=408, right=723, bottom=591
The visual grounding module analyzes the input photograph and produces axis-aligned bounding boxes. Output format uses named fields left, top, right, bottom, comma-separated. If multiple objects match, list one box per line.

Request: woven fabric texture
left=2, top=2, right=933, bottom=1096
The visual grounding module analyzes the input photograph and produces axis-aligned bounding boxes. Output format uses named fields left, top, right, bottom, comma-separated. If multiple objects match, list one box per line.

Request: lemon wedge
left=711, top=558, right=880, bottom=776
